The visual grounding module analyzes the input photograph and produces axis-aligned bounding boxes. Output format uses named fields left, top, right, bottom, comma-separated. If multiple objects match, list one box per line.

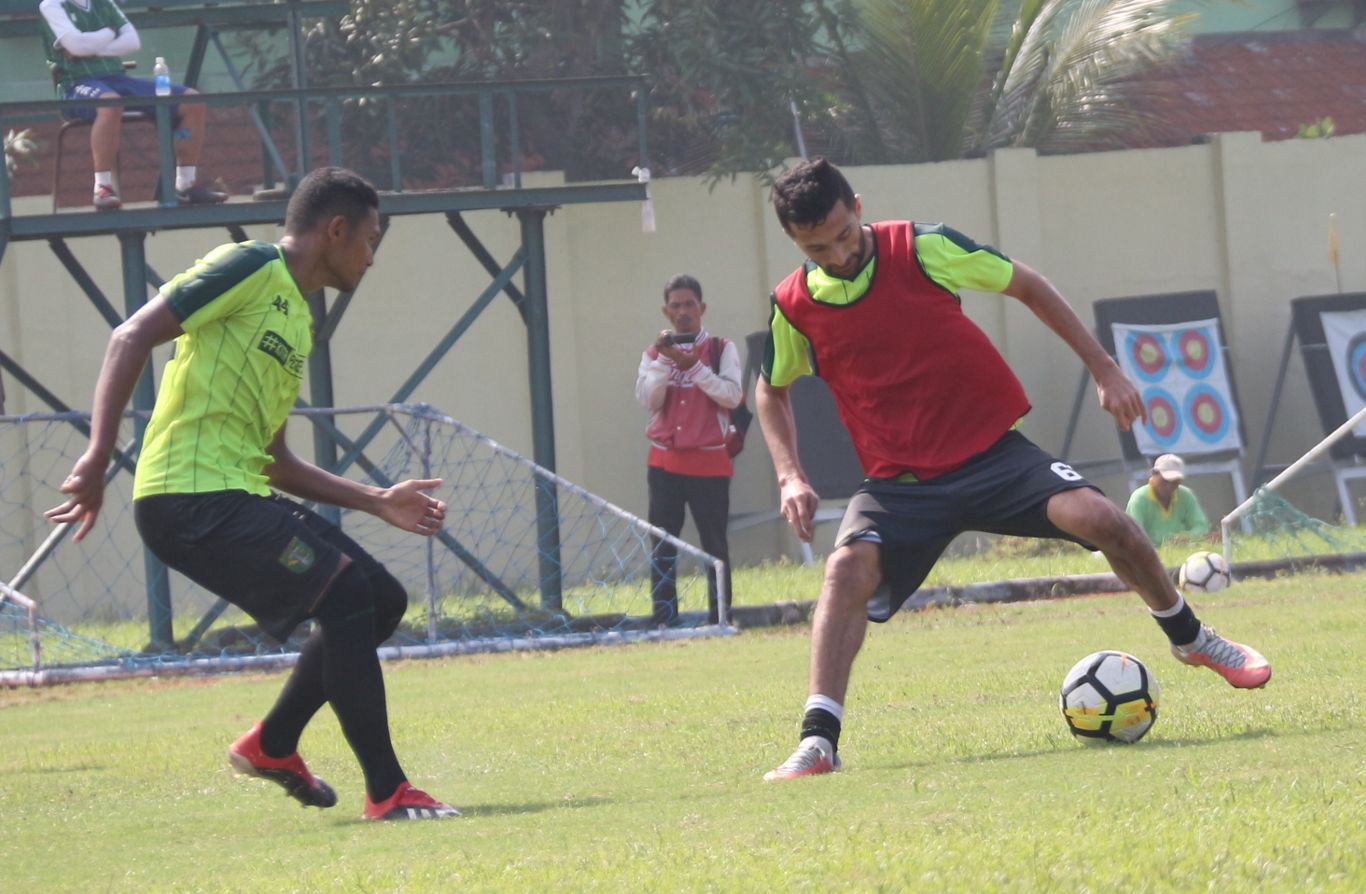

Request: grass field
left=42, top=531, right=1331, bottom=655
left=2, top=571, right=1363, bottom=893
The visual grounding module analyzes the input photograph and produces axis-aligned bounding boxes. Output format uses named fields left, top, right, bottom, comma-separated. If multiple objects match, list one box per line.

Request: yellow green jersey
left=133, top=241, right=312, bottom=499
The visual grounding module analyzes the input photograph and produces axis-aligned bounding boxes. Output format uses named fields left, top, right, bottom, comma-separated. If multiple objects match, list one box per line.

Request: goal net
left=0, top=405, right=727, bottom=682
left=1221, top=404, right=1366, bottom=575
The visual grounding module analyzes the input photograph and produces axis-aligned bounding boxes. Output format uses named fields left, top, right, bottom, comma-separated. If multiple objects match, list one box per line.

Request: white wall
left=4, top=131, right=1365, bottom=567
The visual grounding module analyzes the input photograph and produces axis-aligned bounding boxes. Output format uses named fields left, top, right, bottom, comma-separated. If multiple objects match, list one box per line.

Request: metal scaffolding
left=1, top=72, right=650, bottom=646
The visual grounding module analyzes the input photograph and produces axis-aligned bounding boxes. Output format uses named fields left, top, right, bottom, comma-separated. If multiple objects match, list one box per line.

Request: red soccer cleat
left=227, top=722, right=337, bottom=808
left=363, top=781, right=460, bottom=821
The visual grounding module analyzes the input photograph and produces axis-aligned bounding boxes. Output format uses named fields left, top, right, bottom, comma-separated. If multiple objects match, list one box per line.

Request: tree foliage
left=233, top=0, right=1190, bottom=185
left=828, top=0, right=1193, bottom=163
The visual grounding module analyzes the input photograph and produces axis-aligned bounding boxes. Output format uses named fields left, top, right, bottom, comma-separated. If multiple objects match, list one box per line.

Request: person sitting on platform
left=1125, top=453, right=1211, bottom=544
left=38, top=0, right=229, bottom=211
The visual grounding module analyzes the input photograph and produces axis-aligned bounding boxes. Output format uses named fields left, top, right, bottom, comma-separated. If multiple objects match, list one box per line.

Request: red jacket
left=636, top=332, right=741, bottom=477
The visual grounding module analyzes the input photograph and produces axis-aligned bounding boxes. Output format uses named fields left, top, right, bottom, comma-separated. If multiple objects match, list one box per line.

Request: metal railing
left=1, top=75, right=650, bottom=221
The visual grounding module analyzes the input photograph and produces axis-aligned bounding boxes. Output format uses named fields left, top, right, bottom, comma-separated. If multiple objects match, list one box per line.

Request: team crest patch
left=278, top=537, right=316, bottom=574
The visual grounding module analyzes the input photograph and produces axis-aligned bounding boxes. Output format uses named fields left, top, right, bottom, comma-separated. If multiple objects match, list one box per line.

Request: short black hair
left=771, top=157, right=856, bottom=233
left=663, top=273, right=703, bottom=302
left=284, top=167, right=379, bottom=234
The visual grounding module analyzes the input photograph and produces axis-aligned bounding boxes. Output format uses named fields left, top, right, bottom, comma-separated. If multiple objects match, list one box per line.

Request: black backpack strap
left=709, top=336, right=724, bottom=375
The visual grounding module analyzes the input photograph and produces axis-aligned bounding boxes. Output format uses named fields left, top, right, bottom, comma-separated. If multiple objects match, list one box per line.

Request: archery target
left=1143, top=388, right=1182, bottom=448
left=1184, top=385, right=1232, bottom=444
left=1348, top=334, right=1366, bottom=402
left=1114, top=318, right=1241, bottom=455
left=1319, top=309, right=1366, bottom=437
left=1176, top=328, right=1214, bottom=378
left=1126, top=331, right=1170, bottom=383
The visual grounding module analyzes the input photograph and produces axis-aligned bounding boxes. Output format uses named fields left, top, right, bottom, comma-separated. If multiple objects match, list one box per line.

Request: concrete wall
left=4, top=132, right=1364, bottom=567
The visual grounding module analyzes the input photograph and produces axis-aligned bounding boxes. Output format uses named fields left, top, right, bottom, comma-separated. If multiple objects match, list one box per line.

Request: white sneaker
left=763, top=736, right=841, bottom=781
left=93, top=184, right=122, bottom=211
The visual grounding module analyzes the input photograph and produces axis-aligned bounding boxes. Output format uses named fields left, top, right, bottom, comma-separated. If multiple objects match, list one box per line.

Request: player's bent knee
left=369, top=568, right=408, bottom=642
left=822, top=542, right=880, bottom=605
left=314, top=562, right=376, bottom=630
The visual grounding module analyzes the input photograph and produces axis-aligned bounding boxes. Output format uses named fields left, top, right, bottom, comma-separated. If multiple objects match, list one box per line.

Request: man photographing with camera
left=635, top=274, right=742, bottom=625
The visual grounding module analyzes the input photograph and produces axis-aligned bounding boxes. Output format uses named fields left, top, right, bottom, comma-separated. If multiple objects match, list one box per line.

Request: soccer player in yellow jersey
left=47, top=167, right=457, bottom=821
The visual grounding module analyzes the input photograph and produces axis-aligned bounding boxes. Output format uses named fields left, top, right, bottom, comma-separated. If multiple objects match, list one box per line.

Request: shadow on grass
left=13, top=762, right=110, bottom=775
left=876, top=726, right=1281, bottom=771
left=456, top=795, right=614, bottom=818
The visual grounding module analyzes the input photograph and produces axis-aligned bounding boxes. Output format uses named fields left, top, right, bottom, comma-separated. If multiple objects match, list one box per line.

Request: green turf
left=37, top=529, right=1360, bottom=654
left=2, top=572, right=1362, bottom=893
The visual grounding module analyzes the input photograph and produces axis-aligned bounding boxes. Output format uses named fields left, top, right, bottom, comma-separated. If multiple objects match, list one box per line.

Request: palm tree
left=978, top=0, right=1195, bottom=153
left=827, top=0, right=1193, bottom=163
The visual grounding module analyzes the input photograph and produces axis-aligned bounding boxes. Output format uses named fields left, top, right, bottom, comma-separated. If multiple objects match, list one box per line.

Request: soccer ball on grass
left=1178, top=550, right=1230, bottom=593
left=1060, top=650, right=1159, bottom=744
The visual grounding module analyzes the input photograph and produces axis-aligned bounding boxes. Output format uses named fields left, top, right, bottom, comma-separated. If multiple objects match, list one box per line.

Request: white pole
left=1223, top=402, right=1366, bottom=530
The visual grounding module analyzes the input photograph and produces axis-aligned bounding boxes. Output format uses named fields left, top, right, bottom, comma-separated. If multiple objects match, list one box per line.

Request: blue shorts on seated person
left=63, top=73, right=188, bottom=124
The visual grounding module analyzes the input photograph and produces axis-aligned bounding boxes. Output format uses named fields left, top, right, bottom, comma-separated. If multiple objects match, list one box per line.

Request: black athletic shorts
left=835, top=430, right=1100, bottom=622
left=134, top=490, right=376, bottom=642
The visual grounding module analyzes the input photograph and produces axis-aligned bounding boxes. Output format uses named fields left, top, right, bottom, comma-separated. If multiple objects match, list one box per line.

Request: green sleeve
left=913, top=223, right=1014, bottom=295
left=761, top=298, right=813, bottom=388
left=163, top=242, right=277, bottom=331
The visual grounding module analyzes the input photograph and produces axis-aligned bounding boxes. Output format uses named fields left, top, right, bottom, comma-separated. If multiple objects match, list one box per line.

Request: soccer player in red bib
left=756, top=158, right=1270, bottom=780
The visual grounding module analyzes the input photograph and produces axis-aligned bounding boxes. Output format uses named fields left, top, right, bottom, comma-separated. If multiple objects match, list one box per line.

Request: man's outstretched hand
left=44, top=450, right=110, bottom=542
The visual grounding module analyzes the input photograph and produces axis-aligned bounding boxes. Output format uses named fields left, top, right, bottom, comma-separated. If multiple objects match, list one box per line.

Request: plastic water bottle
left=153, top=57, right=170, bottom=97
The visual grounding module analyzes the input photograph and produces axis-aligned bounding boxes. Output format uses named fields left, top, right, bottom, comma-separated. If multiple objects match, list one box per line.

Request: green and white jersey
left=134, top=242, right=313, bottom=499
left=39, top=0, right=129, bottom=95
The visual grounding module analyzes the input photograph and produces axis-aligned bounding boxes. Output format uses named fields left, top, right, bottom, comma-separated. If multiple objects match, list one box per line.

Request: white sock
left=1149, top=594, right=1186, bottom=618
left=175, top=166, right=196, bottom=191
left=94, top=171, right=113, bottom=189
left=804, top=694, right=844, bottom=722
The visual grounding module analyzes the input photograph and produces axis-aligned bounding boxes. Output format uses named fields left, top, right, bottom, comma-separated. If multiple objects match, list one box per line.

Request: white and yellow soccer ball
left=1179, top=550, right=1231, bottom=593
left=1060, top=650, right=1159, bottom=744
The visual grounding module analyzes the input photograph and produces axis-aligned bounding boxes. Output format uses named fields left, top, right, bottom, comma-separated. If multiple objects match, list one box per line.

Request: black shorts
left=835, top=431, right=1100, bottom=622
left=134, top=490, right=378, bottom=642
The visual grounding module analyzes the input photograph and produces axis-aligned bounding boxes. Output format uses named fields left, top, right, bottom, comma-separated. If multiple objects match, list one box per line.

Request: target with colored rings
left=1126, top=332, right=1170, bottom=382
left=1175, top=327, right=1215, bottom=378
left=1183, top=385, right=1231, bottom=444
left=1142, top=387, right=1181, bottom=447
left=1347, top=332, right=1366, bottom=402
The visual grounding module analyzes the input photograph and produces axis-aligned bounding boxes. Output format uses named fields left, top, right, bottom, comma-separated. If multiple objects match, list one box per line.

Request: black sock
left=313, top=563, right=407, bottom=801
left=801, top=709, right=841, bottom=752
left=1152, top=599, right=1202, bottom=646
left=261, top=627, right=327, bottom=757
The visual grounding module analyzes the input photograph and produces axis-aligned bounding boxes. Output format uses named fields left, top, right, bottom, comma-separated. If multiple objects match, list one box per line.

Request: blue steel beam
left=118, top=232, right=173, bottom=648
left=300, top=219, right=394, bottom=524
left=46, top=239, right=125, bottom=329
left=445, top=212, right=527, bottom=322
left=3, top=184, right=646, bottom=240
left=518, top=208, right=562, bottom=612
left=0, top=350, right=139, bottom=479
left=330, top=251, right=526, bottom=478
